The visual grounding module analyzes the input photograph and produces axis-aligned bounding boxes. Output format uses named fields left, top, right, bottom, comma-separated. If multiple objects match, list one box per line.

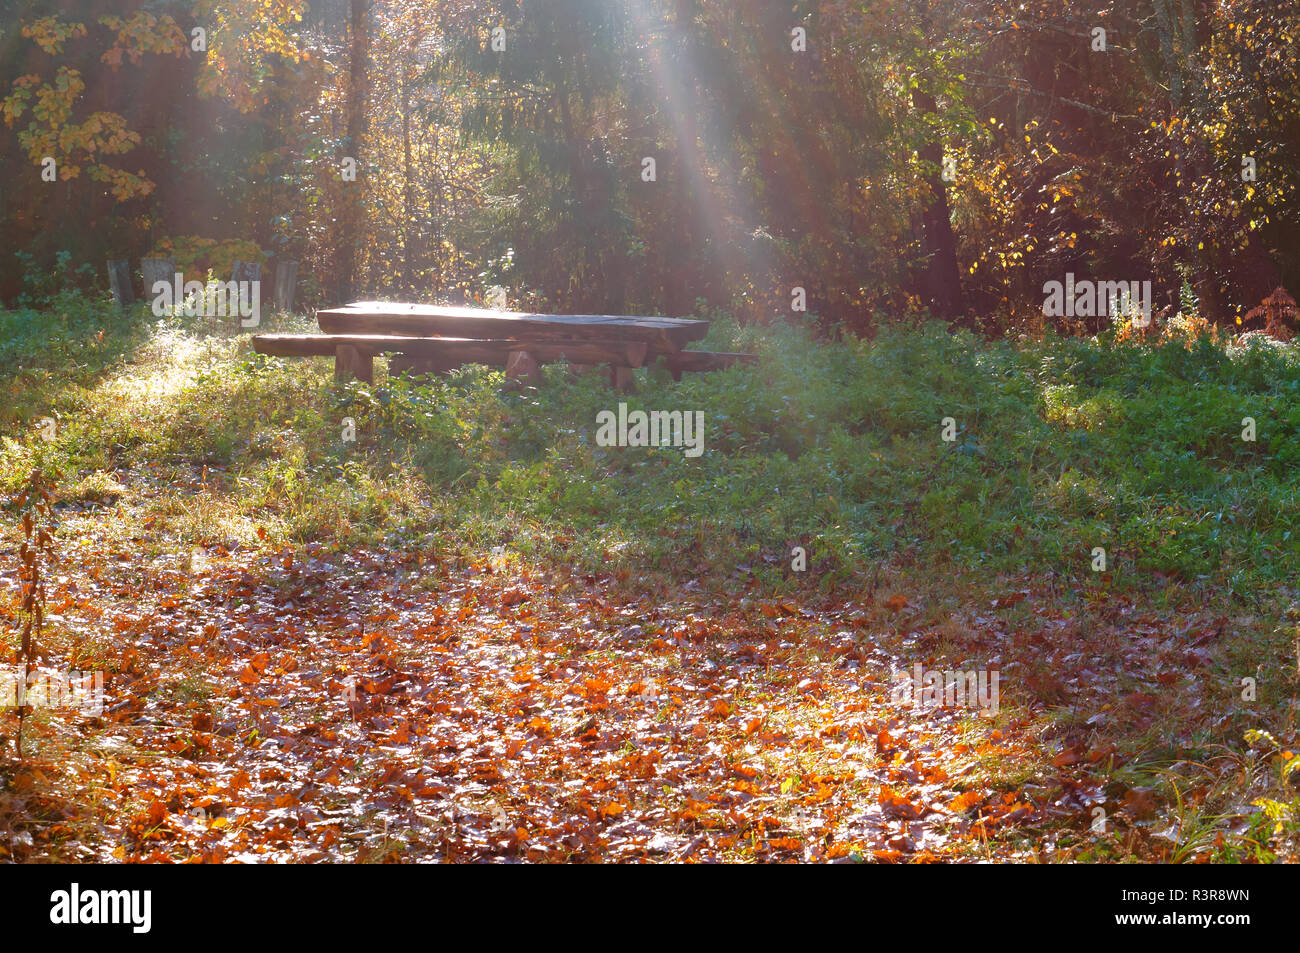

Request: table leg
left=335, top=345, right=373, bottom=383
left=610, top=365, right=636, bottom=392
left=657, top=354, right=684, bottom=382
left=506, top=349, right=543, bottom=386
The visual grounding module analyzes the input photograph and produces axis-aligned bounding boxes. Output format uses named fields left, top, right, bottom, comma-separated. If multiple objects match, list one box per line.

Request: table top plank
left=317, top=302, right=709, bottom=350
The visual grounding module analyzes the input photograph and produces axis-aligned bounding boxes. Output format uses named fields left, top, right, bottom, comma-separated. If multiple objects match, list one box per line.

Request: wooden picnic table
left=253, top=302, right=755, bottom=390
left=318, top=302, right=709, bottom=351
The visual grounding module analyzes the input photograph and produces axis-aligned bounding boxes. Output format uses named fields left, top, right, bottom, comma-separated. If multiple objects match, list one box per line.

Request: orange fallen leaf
left=879, top=786, right=925, bottom=819
left=146, top=799, right=167, bottom=826
left=500, top=587, right=530, bottom=607
left=528, top=716, right=552, bottom=735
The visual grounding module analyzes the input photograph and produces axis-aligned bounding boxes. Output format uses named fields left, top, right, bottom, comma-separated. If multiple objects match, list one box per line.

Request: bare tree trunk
left=668, top=0, right=700, bottom=318
left=336, top=0, right=370, bottom=304
left=912, top=87, right=964, bottom=324
left=401, top=43, right=415, bottom=295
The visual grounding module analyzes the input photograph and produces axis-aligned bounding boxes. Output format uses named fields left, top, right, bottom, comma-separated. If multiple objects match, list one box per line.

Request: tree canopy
left=1, top=0, right=1296, bottom=330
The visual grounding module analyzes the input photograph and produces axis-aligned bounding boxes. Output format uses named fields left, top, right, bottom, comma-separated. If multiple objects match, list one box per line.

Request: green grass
left=4, top=299, right=1300, bottom=605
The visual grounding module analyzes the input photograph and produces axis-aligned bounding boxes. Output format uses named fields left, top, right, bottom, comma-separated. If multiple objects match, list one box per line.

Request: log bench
left=251, top=302, right=757, bottom=389
left=252, top=334, right=650, bottom=385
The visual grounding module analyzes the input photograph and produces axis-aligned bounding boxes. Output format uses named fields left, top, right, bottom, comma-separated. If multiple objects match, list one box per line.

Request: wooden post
left=387, top=355, right=417, bottom=377
left=106, top=260, right=132, bottom=307
left=610, top=365, right=636, bottom=392
left=655, top=354, right=684, bottom=382
left=274, top=260, right=299, bottom=313
left=335, top=345, right=373, bottom=383
left=356, top=348, right=374, bottom=383
left=140, top=257, right=175, bottom=300
left=334, top=344, right=353, bottom=382
left=505, top=349, right=543, bottom=386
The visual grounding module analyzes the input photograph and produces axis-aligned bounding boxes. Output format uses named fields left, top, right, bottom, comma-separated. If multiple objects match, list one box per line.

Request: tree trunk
left=336, top=0, right=370, bottom=305
left=106, top=260, right=132, bottom=307
left=400, top=39, right=416, bottom=295
left=912, top=88, right=964, bottom=323
left=668, top=0, right=700, bottom=318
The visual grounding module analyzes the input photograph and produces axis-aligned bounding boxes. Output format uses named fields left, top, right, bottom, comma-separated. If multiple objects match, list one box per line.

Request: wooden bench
left=251, top=302, right=757, bottom=389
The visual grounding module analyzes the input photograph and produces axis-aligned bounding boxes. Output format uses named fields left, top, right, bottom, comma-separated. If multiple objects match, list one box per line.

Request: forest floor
left=2, top=302, right=1299, bottom=862
left=2, top=504, right=1293, bottom=863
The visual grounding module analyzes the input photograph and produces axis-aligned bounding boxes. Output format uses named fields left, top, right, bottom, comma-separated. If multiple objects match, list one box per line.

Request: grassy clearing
left=2, top=299, right=1300, bottom=860
left=5, top=302, right=1299, bottom=594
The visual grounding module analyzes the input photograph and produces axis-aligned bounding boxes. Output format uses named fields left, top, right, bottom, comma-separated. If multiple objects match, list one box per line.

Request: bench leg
left=505, top=349, right=543, bottom=387
left=387, top=354, right=417, bottom=377
left=656, top=354, right=684, bottom=382
left=610, top=365, right=636, bottom=392
left=335, top=345, right=373, bottom=384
